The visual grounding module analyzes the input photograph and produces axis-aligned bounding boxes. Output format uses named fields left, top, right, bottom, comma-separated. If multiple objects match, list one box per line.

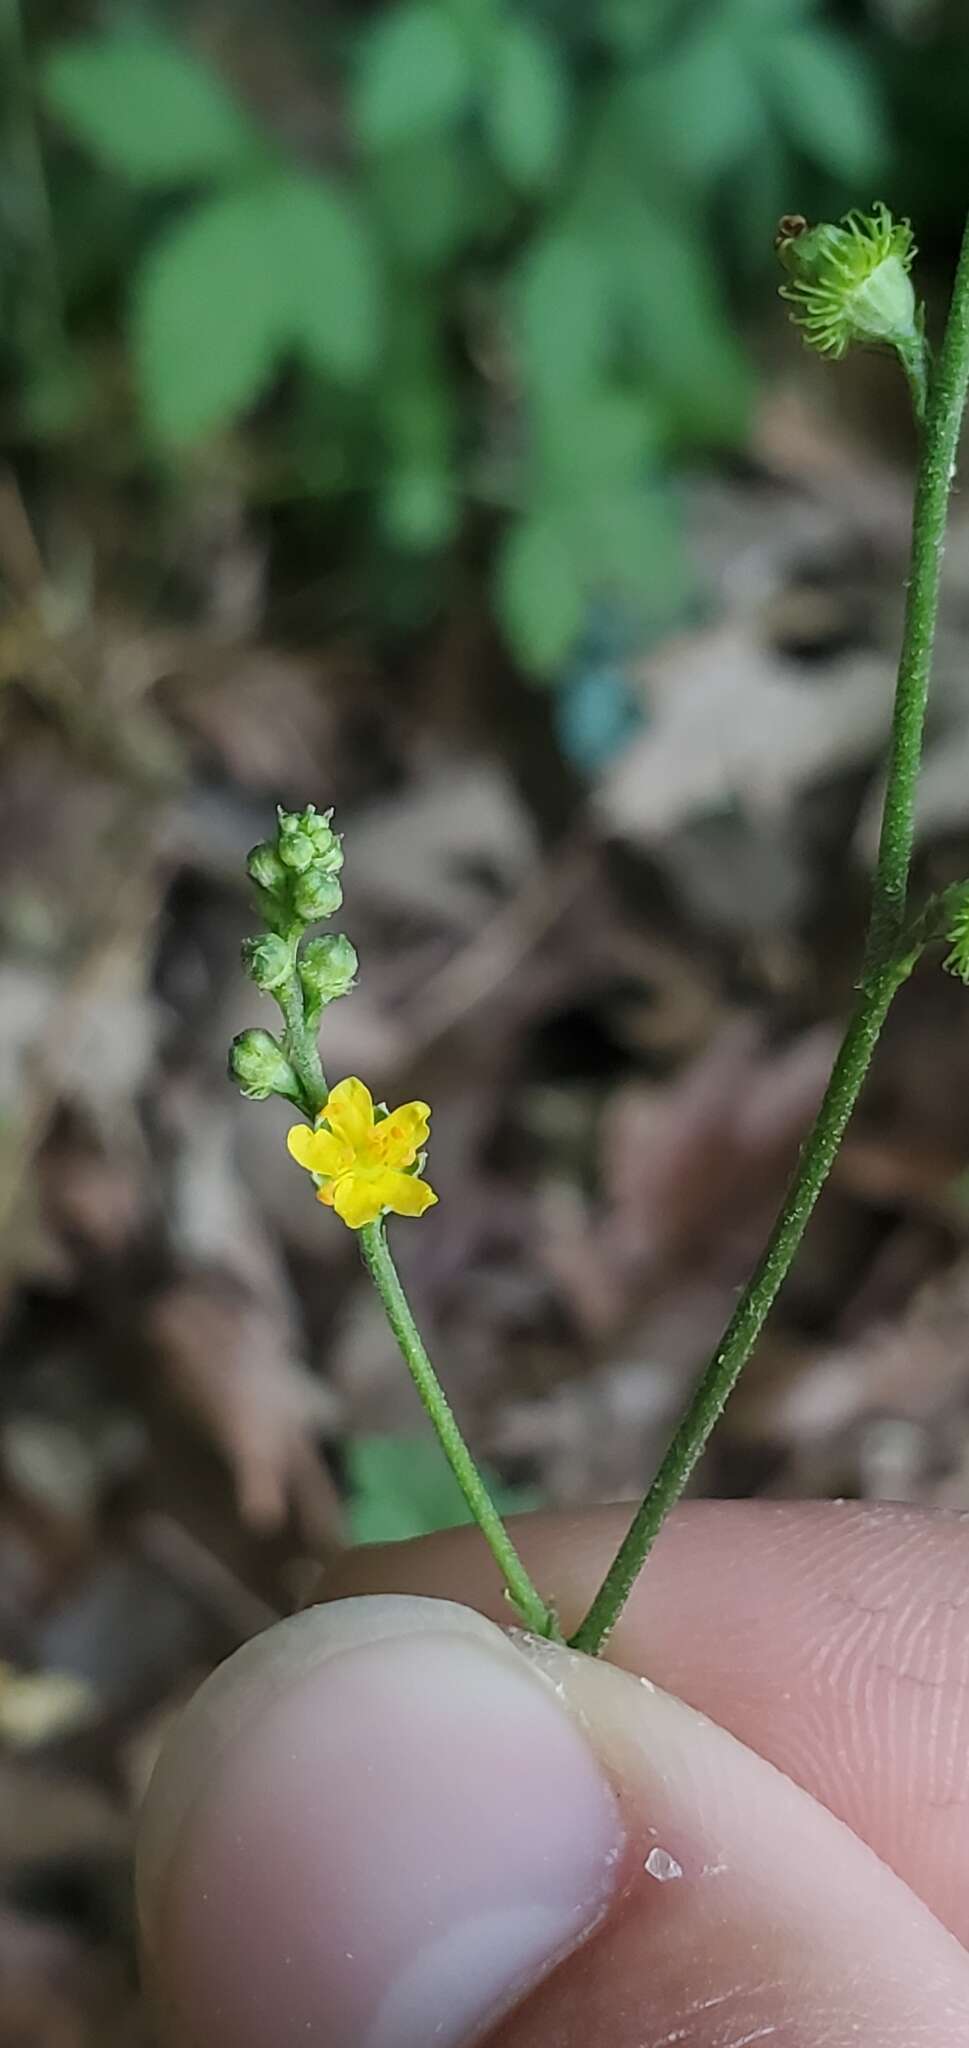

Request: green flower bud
left=313, top=837, right=344, bottom=877
left=228, top=1029, right=300, bottom=1102
left=276, top=826, right=316, bottom=874
left=241, top=933, right=292, bottom=992
left=246, top=841, right=288, bottom=894
left=291, top=867, right=343, bottom=923
left=299, top=933, right=358, bottom=1008
left=776, top=205, right=920, bottom=363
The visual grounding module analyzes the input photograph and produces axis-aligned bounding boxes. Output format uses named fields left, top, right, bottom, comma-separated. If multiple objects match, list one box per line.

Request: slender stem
left=571, top=208, right=969, bottom=1659
left=867, top=224, right=969, bottom=965
left=269, top=884, right=556, bottom=1640
left=359, top=1218, right=560, bottom=1640
left=277, top=947, right=327, bottom=1117
left=569, top=959, right=912, bottom=1656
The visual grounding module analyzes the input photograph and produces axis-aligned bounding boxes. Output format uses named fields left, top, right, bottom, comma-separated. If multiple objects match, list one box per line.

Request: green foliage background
left=2, top=0, right=966, bottom=677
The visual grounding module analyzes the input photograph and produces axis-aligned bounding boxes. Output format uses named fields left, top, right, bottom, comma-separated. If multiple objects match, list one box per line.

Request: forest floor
left=4, top=380, right=969, bottom=2040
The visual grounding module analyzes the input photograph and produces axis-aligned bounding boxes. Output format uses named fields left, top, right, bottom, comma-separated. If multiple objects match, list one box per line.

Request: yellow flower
left=286, top=1076, right=437, bottom=1230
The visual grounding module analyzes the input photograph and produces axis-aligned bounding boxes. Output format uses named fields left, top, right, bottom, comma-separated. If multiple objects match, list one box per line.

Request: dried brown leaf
left=600, top=621, right=891, bottom=844
left=144, top=1276, right=339, bottom=1534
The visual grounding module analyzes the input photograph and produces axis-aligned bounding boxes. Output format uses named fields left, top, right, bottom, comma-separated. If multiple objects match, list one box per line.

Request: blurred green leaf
left=381, top=468, right=456, bottom=550
left=487, top=18, right=569, bottom=191
left=730, top=0, right=815, bottom=23
left=496, top=508, right=585, bottom=674
left=353, top=2, right=472, bottom=149
left=516, top=231, right=611, bottom=392
left=597, top=0, right=691, bottom=58
left=43, top=30, right=263, bottom=187
left=577, top=483, right=688, bottom=626
left=446, top=0, right=503, bottom=38
left=134, top=173, right=381, bottom=443
left=536, top=385, right=658, bottom=492
left=134, top=186, right=284, bottom=443
left=618, top=203, right=752, bottom=440
left=626, top=26, right=764, bottom=185
left=732, top=131, right=796, bottom=260
left=369, top=132, right=481, bottom=267
left=379, top=293, right=455, bottom=543
left=346, top=1434, right=539, bottom=1543
left=757, top=29, right=885, bottom=181
left=279, top=175, right=382, bottom=384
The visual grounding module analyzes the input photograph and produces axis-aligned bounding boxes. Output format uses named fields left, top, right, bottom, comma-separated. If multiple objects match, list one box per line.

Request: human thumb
left=137, top=1593, right=969, bottom=2048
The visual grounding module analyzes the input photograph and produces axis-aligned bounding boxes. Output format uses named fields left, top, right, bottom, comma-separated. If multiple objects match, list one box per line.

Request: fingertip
left=137, top=1596, right=623, bottom=2048
left=496, top=1633, right=969, bottom=2048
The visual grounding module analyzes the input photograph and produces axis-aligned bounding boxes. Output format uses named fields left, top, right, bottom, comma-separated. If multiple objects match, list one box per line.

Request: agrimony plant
left=231, top=803, right=559, bottom=1640
left=232, top=204, right=969, bottom=1656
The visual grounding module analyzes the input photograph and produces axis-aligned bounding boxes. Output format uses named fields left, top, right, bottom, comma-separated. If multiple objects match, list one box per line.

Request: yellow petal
left=331, top=1170, right=386, bottom=1230
left=370, top=1100, right=431, bottom=1168
left=380, top=1170, right=438, bottom=1219
left=286, top=1122, right=353, bottom=1179
left=309, top=1129, right=355, bottom=1178
left=322, top=1077, right=374, bottom=1153
left=286, top=1122, right=319, bottom=1169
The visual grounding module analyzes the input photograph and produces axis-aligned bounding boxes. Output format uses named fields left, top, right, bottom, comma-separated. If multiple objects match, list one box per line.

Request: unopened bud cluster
left=229, top=805, right=358, bottom=1108
left=247, top=804, right=345, bottom=931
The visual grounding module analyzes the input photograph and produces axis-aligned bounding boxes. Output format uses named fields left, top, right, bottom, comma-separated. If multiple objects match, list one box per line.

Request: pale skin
left=139, top=1501, right=969, bottom=2047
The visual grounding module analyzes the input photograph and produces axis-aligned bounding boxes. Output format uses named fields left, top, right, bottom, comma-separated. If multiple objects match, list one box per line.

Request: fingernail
left=137, top=1596, right=623, bottom=2048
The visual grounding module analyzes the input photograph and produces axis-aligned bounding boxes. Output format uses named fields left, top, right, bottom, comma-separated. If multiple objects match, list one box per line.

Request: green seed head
left=777, top=205, right=919, bottom=360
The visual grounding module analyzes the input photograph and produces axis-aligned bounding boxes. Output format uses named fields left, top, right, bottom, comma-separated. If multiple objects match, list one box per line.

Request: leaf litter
left=4, top=424, right=969, bottom=2038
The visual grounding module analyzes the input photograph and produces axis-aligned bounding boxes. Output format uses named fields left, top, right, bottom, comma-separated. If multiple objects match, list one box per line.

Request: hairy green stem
left=359, top=1218, right=560, bottom=1641
left=570, top=208, right=969, bottom=1659
left=277, top=948, right=327, bottom=1117
left=274, top=920, right=556, bottom=1637
left=867, top=232, right=969, bottom=965
left=569, top=958, right=912, bottom=1656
